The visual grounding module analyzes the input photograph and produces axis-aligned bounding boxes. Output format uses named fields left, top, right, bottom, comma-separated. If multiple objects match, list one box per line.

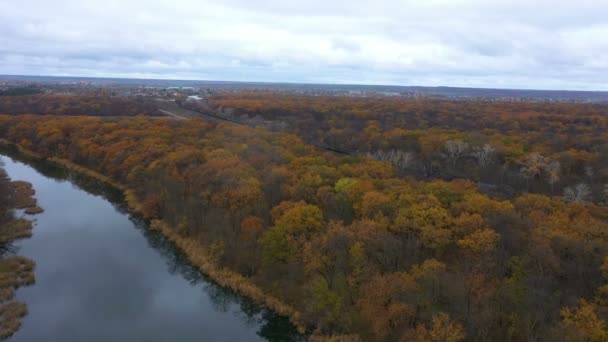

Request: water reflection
left=1, top=147, right=304, bottom=342
left=135, top=220, right=303, bottom=342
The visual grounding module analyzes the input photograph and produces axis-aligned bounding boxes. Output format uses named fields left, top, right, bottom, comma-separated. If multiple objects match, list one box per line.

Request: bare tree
left=472, top=144, right=496, bottom=168
left=392, top=150, right=415, bottom=171
left=563, top=183, right=591, bottom=203
left=585, top=165, right=594, bottom=181
left=520, top=152, right=547, bottom=188
left=443, top=140, right=469, bottom=167
left=369, top=149, right=415, bottom=172
left=545, top=160, right=561, bottom=194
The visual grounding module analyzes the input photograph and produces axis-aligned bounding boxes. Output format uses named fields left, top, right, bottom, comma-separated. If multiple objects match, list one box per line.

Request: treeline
left=2, top=115, right=608, bottom=340
left=205, top=93, right=608, bottom=203
left=0, top=88, right=42, bottom=97
left=0, top=164, right=39, bottom=339
left=0, top=94, right=161, bottom=117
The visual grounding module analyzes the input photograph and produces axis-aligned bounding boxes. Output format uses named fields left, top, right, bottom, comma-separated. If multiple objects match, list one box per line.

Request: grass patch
left=0, top=301, right=27, bottom=340
left=47, top=157, right=125, bottom=191
left=10, top=181, right=36, bottom=209
left=0, top=257, right=35, bottom=290
left=0, top=255, right=36, bottom=341
left=24, top=206, right=43, bottom=215
left=0, top=219, right=32, bottom=246
left=8, top=178, right=43, bottom=215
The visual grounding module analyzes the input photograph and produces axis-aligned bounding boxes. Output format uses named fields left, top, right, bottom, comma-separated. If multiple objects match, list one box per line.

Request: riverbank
left=149, top=221, right=305, bottom=330
left=0, top=163, right=41, bottom=340
left=0, top=140, right=308, bottom=334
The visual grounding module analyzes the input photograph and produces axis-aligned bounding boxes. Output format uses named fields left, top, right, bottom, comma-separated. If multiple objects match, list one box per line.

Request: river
left=1, top=153, right=304, bottom=342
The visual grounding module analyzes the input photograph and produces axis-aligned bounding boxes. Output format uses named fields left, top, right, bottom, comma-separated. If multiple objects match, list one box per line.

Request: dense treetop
left=2, top=112, right=608, bottom=340
left=200, top=93, right=608, bottom=203
left=0, top=94, right=160, bottom=117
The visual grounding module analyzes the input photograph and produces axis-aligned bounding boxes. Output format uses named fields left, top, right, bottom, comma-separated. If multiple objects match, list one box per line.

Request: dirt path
left=158, top=109, right=187, bottom=120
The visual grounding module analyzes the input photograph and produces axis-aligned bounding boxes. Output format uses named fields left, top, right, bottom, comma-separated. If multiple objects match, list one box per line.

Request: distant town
left=2, top=74, right=608, bottom=103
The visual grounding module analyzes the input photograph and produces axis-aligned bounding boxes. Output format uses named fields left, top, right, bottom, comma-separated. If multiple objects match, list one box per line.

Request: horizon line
left=1, top=73, right=608, bottom=94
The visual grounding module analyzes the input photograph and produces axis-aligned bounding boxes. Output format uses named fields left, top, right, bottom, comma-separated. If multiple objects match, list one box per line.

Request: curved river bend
left=1, top=153, right=303, bottom=342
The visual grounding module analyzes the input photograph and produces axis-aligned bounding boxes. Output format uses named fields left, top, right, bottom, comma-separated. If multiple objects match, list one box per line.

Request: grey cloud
left=0, top=0, right=607, bottom=90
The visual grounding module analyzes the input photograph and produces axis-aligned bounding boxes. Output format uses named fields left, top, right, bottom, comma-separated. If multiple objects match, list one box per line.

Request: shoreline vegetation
left=0, top=140, right=311, bottom=335
left=0, top=157, right=41, bottom=340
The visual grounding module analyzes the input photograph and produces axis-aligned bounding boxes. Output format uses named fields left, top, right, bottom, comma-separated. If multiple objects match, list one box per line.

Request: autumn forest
left=1, top=92, right=608, bottom=341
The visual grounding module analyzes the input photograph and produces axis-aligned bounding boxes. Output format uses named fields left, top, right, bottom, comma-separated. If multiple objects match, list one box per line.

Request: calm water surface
left=1, top=153, right=303, bottom=342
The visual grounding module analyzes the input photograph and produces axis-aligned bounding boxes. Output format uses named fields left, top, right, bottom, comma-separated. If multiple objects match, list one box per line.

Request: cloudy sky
left=1, top=0, right=607, bottom=90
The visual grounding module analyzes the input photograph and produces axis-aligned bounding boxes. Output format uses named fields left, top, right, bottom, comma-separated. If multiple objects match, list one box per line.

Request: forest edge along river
left=0, top=148, right=304, bottom=342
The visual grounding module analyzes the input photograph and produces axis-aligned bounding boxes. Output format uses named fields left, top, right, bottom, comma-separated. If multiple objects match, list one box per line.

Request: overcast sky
left=1, top=0, right=607, bottom=90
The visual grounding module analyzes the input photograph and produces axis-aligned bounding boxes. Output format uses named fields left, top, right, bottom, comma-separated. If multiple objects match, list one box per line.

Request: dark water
left=1, top=153, right=304, bottom=342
